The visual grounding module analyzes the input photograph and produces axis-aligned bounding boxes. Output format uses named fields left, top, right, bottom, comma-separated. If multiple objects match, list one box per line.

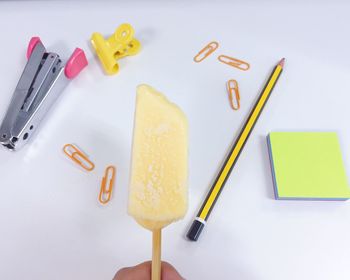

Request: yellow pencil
left=187, top=58, right=285, bottom=241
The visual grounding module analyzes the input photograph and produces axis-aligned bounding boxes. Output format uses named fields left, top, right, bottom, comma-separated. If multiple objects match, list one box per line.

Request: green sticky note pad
left=267, top=132, right=350, bottom=200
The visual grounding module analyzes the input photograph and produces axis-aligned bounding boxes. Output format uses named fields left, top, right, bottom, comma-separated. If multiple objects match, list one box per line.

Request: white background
left=0, top=1, right=349, bottom=279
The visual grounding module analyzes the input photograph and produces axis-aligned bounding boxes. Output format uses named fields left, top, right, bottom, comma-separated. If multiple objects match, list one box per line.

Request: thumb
left=162, top=262, right=185, bottom=280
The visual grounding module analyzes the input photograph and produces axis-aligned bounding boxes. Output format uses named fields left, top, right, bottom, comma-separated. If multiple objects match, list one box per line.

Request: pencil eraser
left=187, top=219, right=205, bottom=241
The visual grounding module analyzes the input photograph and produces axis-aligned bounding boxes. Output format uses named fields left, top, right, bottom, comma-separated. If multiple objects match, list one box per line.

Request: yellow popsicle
left=128, top=84, right=188, bottom=280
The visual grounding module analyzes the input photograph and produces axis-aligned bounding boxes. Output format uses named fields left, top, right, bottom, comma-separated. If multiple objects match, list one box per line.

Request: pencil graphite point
left=279, top=58, right=285, bottom=68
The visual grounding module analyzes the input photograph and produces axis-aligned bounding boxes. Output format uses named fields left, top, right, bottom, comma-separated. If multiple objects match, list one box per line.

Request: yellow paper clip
left=99, top=165, right=116, bottom=205
left=227, top=79, right=240, bottom=110
left=91, top=23, right=141, bottom=75
left=63, top=144, right=95, bottom=171
left=193, top=41, right=219, bottom=63
left=218, top=55, right=250, bottom=71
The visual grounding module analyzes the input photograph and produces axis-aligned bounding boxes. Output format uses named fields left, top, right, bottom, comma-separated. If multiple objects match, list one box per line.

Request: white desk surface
left=0, top=1, right=349, bottom=279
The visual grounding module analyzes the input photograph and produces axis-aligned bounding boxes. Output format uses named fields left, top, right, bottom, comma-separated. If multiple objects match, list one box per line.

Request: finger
left=162, top=262, right=185, bottom=280
left=113, top=261, right=151, bottom=280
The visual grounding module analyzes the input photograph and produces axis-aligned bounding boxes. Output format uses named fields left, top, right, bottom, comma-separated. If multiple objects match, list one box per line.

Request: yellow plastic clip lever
left=91, top=23, right=141, bottom=75
left=99, top=165, right=116, bottom=205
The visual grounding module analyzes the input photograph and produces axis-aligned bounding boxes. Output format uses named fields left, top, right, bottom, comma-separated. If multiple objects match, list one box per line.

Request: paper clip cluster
left=193, top=41, right=250, bottom=111
left=63, top=143, right=116, bottom=205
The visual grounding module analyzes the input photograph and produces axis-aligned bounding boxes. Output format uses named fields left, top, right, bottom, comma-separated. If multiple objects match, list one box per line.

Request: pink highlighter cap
left=27, top=37, right=42, bottom=59
left=65, top=48, right=88, bottom=79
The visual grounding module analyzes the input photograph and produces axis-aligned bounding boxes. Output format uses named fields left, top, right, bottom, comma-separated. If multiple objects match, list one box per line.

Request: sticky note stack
left=267, top=132, right=350, bottom=200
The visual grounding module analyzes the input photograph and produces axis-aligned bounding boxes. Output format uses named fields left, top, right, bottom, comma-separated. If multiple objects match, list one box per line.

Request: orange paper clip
left=218, top=55, right=250, bottom=71
left=99, top=165, right=116, bottom=205
left=63, top=144, right=95, bottom=171
left=194, top=41, right=219, bottom=62
left=227, top=79, right=240, bottom=110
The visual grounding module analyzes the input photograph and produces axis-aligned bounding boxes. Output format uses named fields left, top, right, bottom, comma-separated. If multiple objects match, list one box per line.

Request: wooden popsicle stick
left=152, top=229, right=162, bottom=280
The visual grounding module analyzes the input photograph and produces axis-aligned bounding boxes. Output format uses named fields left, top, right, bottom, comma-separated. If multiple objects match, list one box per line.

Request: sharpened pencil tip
left=278, top=58, right=285, bottom=68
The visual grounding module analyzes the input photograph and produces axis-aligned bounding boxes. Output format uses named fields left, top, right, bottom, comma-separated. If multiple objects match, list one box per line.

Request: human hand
left=113, top=261, right=184, bottom=280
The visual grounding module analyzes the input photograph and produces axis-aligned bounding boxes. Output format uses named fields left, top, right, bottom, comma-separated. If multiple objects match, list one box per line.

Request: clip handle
left=110, top=23, right=141, bottom=59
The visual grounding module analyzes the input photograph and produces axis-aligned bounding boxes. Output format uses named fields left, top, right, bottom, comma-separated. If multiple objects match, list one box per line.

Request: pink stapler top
left=27, top=36, right=88, bottom=79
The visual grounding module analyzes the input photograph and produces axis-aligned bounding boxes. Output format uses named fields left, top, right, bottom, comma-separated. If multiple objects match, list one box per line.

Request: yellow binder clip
left=91, top=23, right=141, bottom=75
left=227, top=79, right=240, bottom=110
left=99, top=165, right=116, bottom=205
